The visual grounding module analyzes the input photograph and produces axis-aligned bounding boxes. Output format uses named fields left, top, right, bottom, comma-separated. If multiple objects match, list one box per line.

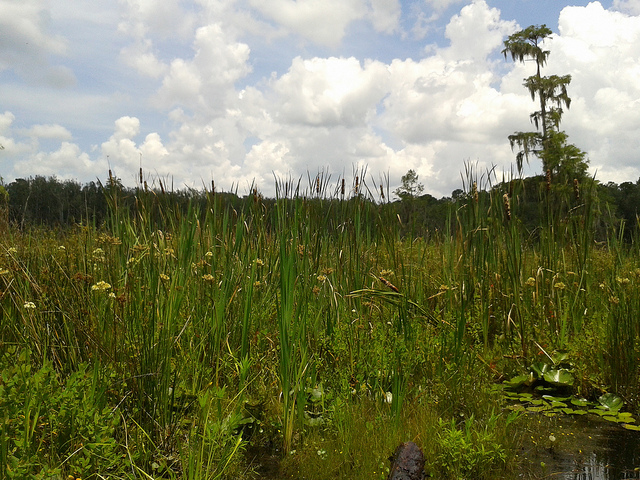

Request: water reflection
left=523, top=415, right=640, bottom=479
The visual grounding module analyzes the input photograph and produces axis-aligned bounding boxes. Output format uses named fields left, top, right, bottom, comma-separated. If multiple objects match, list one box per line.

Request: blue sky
left=1, top=0, right=639, bottom=198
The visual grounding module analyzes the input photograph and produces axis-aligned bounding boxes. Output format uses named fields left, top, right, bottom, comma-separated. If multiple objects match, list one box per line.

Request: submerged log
left=387, top=441, right=425, bottom=480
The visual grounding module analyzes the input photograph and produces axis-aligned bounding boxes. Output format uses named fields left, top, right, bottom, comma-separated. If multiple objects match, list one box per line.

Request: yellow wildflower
left=91, top=281, right=112, bottom=291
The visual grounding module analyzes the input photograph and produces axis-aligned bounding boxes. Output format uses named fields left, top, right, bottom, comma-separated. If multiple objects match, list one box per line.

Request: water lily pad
left=602, top=414, right=623, bottom=423
left=564, top=408, right=587, bottom=415
left=550, top=400, right=568, bottom=408
left=543, top=394, right=571, bottom=402
left=623, top=424, right=640, bottom=431
left=543, top=369, right=574, bottom=386
left=527, top=405, right=551, bottom=412
left=598, top=393, right=623, bottom=411
left=588, top=409, right=607, bottom=416
left=535, top=385, right=554, bottom=392
left=505, top=374, right=531, bottom=388
left=617, top=413, right=636, bottom=423
left=507, top=404, right=525, bottom=412
left=570, top=398, right=590, bottom=407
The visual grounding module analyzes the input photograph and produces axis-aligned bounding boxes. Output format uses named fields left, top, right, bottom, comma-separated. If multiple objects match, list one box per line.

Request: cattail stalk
left=503, top=193, right=511, bottom=221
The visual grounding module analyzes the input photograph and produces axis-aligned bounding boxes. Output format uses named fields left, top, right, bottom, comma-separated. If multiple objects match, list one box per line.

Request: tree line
left=0, top=173, right=638, bottom=242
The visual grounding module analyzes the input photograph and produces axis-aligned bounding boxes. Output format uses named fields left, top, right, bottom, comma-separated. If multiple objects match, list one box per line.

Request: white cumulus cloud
left=248, top=0, right=366, bottom=47
left=0, top=0, right=75, bottom=86
left=271, top=56, right=389, bottom=127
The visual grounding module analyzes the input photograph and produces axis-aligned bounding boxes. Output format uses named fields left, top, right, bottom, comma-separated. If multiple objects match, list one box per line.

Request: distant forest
left=0, top=174, right=639, bottom=241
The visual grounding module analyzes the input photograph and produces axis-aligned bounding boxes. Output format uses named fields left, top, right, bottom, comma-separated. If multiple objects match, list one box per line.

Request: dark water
left=521, top=415, right=640, bottom=480
left=246, top=415, right=640, bottom=479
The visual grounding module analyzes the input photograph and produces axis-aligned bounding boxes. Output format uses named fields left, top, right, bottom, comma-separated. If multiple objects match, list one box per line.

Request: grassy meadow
left=1, top=169, right=639, bottom=479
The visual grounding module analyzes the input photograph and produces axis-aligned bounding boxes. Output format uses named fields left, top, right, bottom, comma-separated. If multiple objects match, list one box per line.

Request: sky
left=1, top=0, right=639, bottom=199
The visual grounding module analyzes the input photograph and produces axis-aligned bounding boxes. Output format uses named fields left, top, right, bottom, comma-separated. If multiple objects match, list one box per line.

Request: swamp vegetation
left=1, top=167, right=640, bottom=480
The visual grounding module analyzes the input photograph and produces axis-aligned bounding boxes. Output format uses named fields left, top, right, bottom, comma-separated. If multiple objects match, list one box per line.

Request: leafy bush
left=0, top=349, right=121, bottom=479
left=435, top=414, right=508, bottom=479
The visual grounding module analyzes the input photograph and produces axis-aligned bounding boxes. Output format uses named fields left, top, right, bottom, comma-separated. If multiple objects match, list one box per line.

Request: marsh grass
left=1, top=168, right=640, bottom=479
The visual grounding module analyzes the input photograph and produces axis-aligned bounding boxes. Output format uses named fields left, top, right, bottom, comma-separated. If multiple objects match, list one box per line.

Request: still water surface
left=522, top=415, right=640, bottom=480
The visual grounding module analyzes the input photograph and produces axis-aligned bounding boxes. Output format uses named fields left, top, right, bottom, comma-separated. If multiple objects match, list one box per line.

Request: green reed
left=3, top=168, right=640, bottom=478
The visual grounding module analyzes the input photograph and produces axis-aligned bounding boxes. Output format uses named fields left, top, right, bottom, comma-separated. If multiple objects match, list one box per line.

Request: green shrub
left=0, top=349, right=121, bottom=479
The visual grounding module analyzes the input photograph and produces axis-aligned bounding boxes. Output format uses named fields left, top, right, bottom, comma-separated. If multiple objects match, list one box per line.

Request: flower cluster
left=91, top=281, right=112, bottom=292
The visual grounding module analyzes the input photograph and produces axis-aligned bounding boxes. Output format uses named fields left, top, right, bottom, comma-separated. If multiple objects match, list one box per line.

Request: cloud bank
left=0, top=0, right=638, bottom=198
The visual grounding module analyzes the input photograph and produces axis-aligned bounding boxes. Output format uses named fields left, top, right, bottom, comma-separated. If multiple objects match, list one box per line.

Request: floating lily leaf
left=602, top=414, right=622, bottom=423
left=588, top=409, right=608, bottom=416
left=530, top=399, right=545, bottom=406
left=618, top=412, right=635, bottom=422
left=570, top=398, right=590, bottom=407
left=561, top=408, right=577, bottom=415
left=518, top=393, right=534, bottom=401
left=543, top=395, right=571, bottom=402
left=507, top=404, right=525, bottom=412
left=598, top=393, right=623, bottom=411
left=535, top=385, right=554, bottom=393
left=527, top=405, right=551, bottom=413
left=550, top=401, right=568, bottom=408
left=543, top=369, right=574, bottom=386
left=623, top=424, right=640, bottom=431
left=505, top=374, right=532, bottom=389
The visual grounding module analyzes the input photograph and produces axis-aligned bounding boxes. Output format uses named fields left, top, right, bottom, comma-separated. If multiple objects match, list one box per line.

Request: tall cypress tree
left=503, top=25, right=588, bottom=183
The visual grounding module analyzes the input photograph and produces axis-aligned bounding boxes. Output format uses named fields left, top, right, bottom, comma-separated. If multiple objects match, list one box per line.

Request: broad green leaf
left=543, top=369, right=574, bottom=386
left=527, top=405, right=551, bottom=413
left=602, top=415, right=622, bottom=423
left=588, top=409, right=607, bottom=416
left=543, top=394, right=570, bottom=402
left=550, top=350, right=570, bottom=365
left=598, top=393, right=623, bottom=411
left=530, top=362, right=549, bottom=378
left=622, top=424, right=640, bottom=431
left=505, top=375, right=531, bottom=388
